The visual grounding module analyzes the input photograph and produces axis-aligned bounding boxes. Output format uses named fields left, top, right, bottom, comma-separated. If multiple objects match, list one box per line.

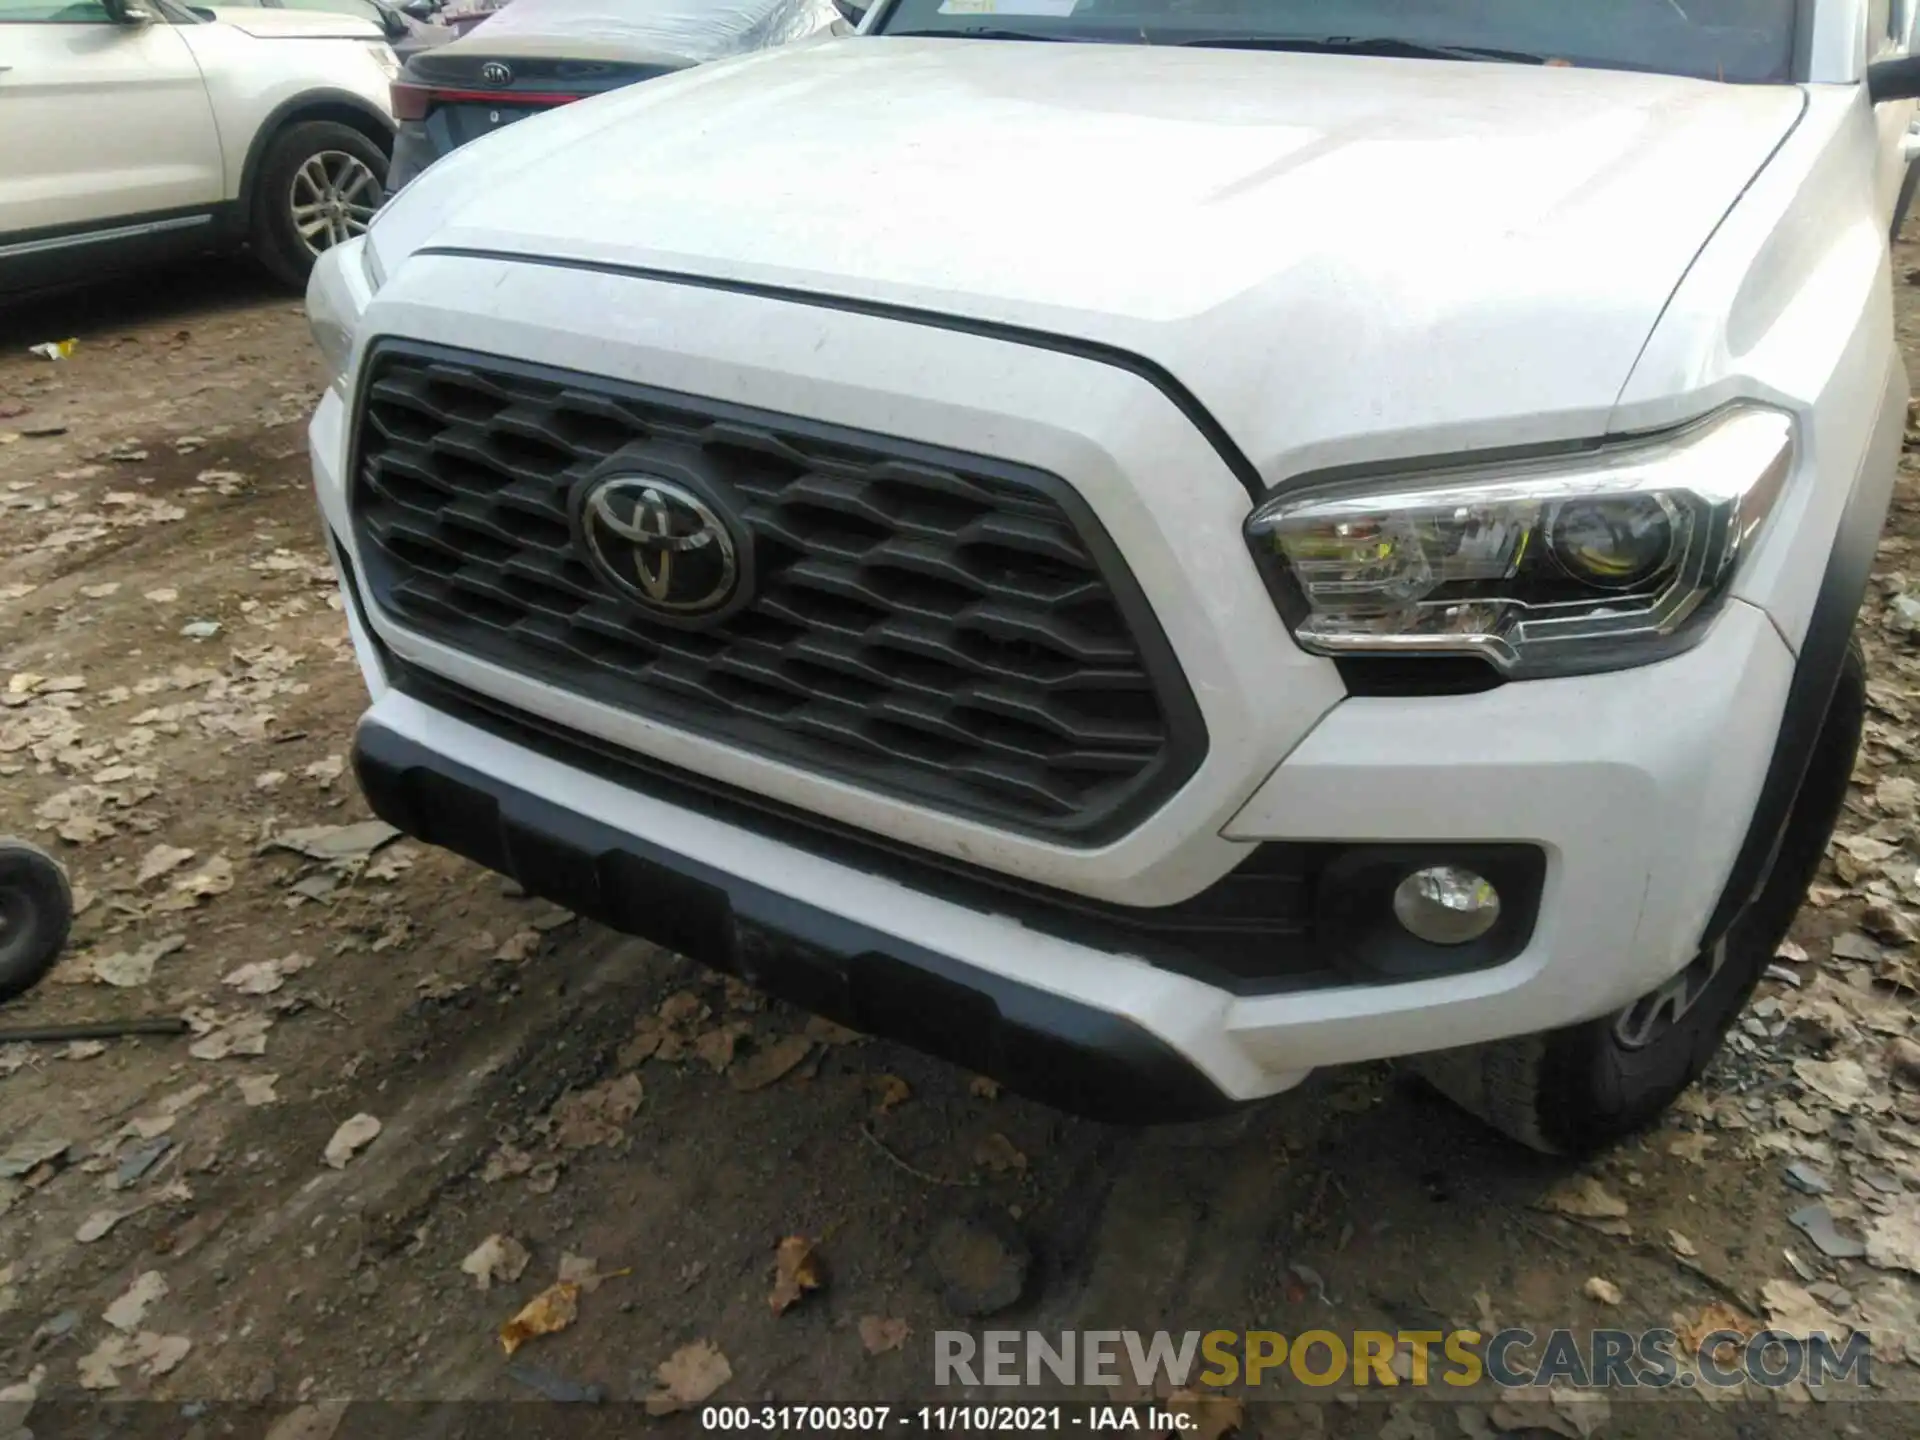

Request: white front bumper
left=334, top=595, right=1789, bottom=1100
left=310, top=243, right=1798, bottom=1097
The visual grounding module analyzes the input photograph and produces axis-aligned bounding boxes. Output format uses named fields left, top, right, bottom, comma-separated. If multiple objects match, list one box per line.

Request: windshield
left=870, top=0, right=1801, bottom=84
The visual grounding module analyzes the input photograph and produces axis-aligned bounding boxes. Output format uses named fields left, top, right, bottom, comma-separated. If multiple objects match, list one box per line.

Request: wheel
left=0, top=840, right=73, bottom=1003
left=1413, top=639, right=1866, bottom=1155
left=250, top=121, right=388, bottom=289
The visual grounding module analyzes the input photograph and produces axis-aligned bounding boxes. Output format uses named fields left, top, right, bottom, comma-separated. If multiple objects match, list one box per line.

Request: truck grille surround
left=346, top=343, right=1205, bottom=840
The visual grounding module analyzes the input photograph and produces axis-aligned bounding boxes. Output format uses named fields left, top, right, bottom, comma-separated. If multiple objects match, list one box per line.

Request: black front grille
left=348, top=343, right=1204, bottom=840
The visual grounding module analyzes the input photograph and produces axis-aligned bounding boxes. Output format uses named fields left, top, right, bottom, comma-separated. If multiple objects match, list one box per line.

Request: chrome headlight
left=1245, top=407, right=1793, bottom=679
left=305, top=235, right=383, bottom=397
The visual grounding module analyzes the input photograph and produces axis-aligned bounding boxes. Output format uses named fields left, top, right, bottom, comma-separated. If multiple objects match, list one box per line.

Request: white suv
left=0, top=0, right=396, bottom=293
left=309, top=0, right=1916, bottom=1153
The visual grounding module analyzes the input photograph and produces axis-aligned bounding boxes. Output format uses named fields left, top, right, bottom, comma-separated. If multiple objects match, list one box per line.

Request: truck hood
left=370, top=38, right=1807, bottom=478
left=208, top=7, right=383, bottom=40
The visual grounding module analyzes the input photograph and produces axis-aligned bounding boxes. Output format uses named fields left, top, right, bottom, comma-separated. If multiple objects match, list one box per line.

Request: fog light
left=1392, top=866, right=1500, bottom=945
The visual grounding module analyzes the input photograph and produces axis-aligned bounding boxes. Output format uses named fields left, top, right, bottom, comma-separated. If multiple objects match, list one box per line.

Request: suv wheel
left=1413, top=638, right=1866, bottom=1155
left=251, top=121, right=387, bottom=289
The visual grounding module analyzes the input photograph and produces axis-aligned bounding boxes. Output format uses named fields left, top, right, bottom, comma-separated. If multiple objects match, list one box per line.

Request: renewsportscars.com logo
left=934, top=1328, right=1874, bottom=1391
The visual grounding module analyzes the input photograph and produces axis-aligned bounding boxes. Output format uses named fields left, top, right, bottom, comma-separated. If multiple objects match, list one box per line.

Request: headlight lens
left=1245, top=406, right=1793, bottom=679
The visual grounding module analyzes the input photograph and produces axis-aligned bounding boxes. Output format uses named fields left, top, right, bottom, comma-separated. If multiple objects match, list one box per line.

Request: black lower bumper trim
left=351, top=719, right=1242, bottom=1124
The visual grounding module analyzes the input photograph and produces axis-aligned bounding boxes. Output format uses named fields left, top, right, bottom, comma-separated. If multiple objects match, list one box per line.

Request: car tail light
left=390, top=81, right=432, bottom=121
left=388, top=80, right=585, bottom=121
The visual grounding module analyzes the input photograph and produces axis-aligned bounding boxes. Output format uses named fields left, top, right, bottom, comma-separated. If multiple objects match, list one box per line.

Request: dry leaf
left=872, top=1074, right=912, bottom=1113
left=188, top=1013, right=271, bottom=1060
left=1667, top=1229, right=1698, bottom=1258
left=460, top=1234, right=531, bottom=1291
left=131, top=1331, right=190, bottom=1378
left=156, top=854, right=233, bottom=910
left=135, top=844, right=194, bottom=885
left=1537, top=1175, right=1628, bottom=1220
left=222, top=953, right=312, bottom=995
left=1761, top=1279, right=1848, bottom=1339
left=1776, top=1099, right=1828, bottom=1135
left=769, top=1235, right=824, bottom=1315
left=558, top=1252, right=630, bottom=1294
left=494, top=928, right=541, bottom=963
left=237, top=1073, right=279, bottom=1107
left=322, top=1113, right=380, bottom=1169
left=550, top=1073, right=642, bottom=1149
left=1486, top=1390, right=1577, bottom=1439
left=619, top=1018, right=669, bottom=1068
left=1832, top=932, right=1884, bottom=963
left=76, top=1209, right=129, bottom=1243
left=1857, top=1277, right=1920, bottom=1365
left=657, top=990, right=710, bottom=1026
left=155, top=1082, right=206, bottom=1113
left=90, top=934, right=186, bottom=988
left=77, top=1336, right=130, bottom=1390
left=302, top=755, right=345, bottom=786
left=266, top=821, right=398, bottom=861
left=1837, top=834, right=1899, bottom=864
left=481, top=1144, right=534, bottom=1184
left=1675, top=1301, right=1759, bottom=1364
left=969, top=1076, right=1001, bottom=1100
left=730, top=1035, right=812, bottom=1092
left=497, top=1281, right=579, bottom=1356
left=1793, top=1057, right=1873, bottom=1109
left=693, top=1022, right=751, bottom=1074
left=646, top=1340, right=731, bottom=1415
left=102, top=1270, right=168, bottom=1332
left=120, top=1112, right=174, bottom=1142
left=1547, top=1387, right=1610, bottom=1440
left=859, top=1315, right=909, bottom=1354
left=1865, top=1202, right=1920, bottom=1273
left=1582, top=1277, right=1622, bottom=1305
left=973, top=1132, right=1027, bottom=1176
left=803, top=1015, right=862, bottom=1045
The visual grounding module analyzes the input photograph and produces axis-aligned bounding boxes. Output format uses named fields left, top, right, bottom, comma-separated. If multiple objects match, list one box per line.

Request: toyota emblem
left=575, top=474, right=750, bottom=624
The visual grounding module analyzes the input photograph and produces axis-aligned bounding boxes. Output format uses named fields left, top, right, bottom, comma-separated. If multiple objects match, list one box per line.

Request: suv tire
left=1413, top=637, right=1866, bottom=1154
left=0, top=839, right=72, bottom=1002
left=250, top=121, right=388, bottom=289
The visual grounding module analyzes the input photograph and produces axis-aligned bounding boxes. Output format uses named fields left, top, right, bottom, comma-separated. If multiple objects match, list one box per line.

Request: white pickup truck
left=309, top=0, right=1917, bottom=1152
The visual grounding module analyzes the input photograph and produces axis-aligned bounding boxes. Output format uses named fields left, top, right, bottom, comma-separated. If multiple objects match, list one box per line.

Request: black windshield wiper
left=886, top=26, right=1068, bottom=41
left=1170, top=35, right=1549, bottom=64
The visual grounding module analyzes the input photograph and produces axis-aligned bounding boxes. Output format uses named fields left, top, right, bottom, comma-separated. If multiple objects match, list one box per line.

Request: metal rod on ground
left=0, top=1018, right=189, bottom=1043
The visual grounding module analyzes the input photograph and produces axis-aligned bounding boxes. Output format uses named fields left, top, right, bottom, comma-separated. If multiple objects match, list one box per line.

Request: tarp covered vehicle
left=385, top=0, right=849, bottom=189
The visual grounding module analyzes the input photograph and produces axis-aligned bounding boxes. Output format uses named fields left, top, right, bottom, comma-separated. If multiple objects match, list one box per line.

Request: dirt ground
left=6, top=240, right=1920, bottom=1440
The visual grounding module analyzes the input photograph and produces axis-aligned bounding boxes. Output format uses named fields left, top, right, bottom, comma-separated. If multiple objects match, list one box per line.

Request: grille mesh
left=348, top=344, right=1201, bottom=837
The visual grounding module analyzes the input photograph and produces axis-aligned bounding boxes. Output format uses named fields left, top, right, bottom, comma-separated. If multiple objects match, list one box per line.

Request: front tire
left=1414, top=639, right=1866, bottom=1155
left=250, top=121, right=388, bottom=289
